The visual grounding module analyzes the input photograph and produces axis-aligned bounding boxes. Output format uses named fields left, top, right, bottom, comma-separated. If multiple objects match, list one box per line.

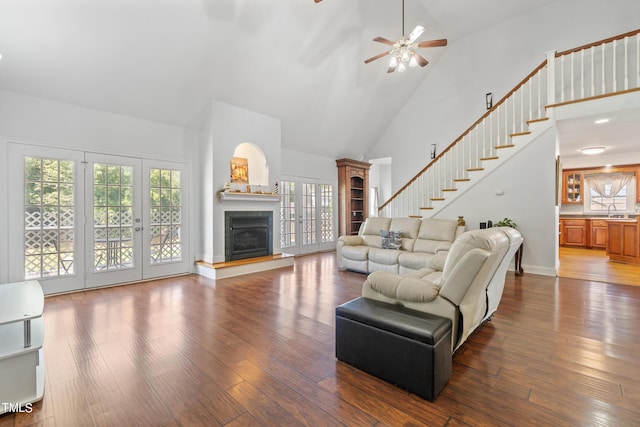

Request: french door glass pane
left=319, top=184, right=334, bottom=243
left=93, top=163, right=134, bottom=271
left=24, top=156, right=75, bottom=278
left=149, top=168, right=182, bottom=263
left=280, top=181, right=296, bottom=248
left=302, top=183, right=316, bottom=245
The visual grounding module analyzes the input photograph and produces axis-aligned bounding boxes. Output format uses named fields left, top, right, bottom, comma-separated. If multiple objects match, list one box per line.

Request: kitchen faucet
left=607, top=203, right=617, bottom=217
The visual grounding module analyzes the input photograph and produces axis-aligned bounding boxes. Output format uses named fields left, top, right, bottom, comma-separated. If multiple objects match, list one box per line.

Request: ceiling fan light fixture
left=580, top=146, right=606, bottom=155
left=397, top=62, right=407, bottom=72
left=401, top=49, right=411, bottom=63
left=389, top=56, right=398, bottom=68
left=409, top=53, right=419, bottom=67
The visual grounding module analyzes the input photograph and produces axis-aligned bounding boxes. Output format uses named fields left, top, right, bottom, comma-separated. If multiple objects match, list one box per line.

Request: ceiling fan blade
left=373, top=36, right=395, bottom=46
left=387, top=64, right=397, bottom=73
left=314, top=0, right=322, bottom=2
left=408, top=25, right=425, bottom=42
left=417, top=39, right=448, bottom=48
left=364, top=51, right=390, bottom=64
left=414, top=53, right=429, bottom=67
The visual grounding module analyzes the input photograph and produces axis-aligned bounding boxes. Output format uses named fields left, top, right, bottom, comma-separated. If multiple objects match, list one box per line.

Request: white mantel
left=219, top=191, right=281, bottom=202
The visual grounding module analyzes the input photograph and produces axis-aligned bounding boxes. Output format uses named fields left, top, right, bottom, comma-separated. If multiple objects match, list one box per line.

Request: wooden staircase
left=378, top=29, right=640, bottom=218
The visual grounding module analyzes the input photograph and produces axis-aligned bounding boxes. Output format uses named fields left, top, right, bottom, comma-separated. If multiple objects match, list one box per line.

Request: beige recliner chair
left=362, top=227, right=519, bottom=352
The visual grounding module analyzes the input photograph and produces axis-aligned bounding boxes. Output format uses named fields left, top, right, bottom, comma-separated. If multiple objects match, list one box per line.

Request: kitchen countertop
left=560, top=215, right=637, bottom=220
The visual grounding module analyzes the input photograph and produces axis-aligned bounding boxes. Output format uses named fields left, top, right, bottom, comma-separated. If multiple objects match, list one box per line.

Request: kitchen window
left=584, top=172, right=636, bottom=214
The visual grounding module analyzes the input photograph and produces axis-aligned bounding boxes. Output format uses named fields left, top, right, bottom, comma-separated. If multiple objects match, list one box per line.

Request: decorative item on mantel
left=457, top=216, right=465, bottom=226
left=218, top=183, right=281, bottom=202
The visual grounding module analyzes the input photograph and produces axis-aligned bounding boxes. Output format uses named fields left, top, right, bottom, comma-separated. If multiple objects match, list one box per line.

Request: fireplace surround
left=225, top=211, right=273, bottom=261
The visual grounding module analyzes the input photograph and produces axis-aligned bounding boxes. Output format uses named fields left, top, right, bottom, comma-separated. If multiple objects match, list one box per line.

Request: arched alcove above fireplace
left=232, top=142, right=269, bottom=186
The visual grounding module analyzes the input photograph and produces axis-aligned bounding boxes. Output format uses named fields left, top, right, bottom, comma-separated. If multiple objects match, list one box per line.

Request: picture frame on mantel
left=230, top=157, right=249, bottom=184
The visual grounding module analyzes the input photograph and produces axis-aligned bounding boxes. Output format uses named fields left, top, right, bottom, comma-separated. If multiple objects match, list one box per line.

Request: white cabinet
left=0, top=281, right=45, bottom=414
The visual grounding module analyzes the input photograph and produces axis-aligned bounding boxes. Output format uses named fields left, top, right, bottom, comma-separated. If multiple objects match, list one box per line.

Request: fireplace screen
left=225, top=211, right=273, bottom=261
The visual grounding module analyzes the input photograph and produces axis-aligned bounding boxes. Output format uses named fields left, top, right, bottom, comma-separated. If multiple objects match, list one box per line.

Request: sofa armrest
left=439, top=249, right=489, bottom=305
left=338, top=235, right=365, bottom=246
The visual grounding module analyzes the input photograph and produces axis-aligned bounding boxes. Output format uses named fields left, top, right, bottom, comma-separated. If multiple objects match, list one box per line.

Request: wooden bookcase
left=336, top=158, right=371, bottom=236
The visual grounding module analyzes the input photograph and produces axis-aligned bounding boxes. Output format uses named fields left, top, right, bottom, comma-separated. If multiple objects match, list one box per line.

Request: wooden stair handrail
left=379, top=28, right=640, bottom=212
left=379, top=59, right=547, bottom=211
left=556, top=28, right=640, bottom=57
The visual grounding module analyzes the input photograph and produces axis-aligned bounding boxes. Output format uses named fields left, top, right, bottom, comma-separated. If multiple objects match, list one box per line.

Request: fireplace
left=225, top=211, right=273, bottom=261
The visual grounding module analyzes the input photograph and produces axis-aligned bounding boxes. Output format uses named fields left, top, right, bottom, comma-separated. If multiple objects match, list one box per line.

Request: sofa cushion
left=361, top=217, right=392, bottom=236
left=413, top=239, right=453, bottom=255
left=418, top=219, right=458, bottom=242
left=366, top=270, right=440, bottom=302
left=398, top=251, right=433, bottom=271
left=369, top=248, right=401, bottom=265
left=360, top=217, right=391, bottom=248
left=389, top=218, right=421, bottom=251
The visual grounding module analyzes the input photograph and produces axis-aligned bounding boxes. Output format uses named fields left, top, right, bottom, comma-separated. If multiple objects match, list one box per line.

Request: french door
left=7, top=143, right=190, bottom=294
left=280, top=178, right=336, bottom=255
left=84, top=153, right=143, bottom=288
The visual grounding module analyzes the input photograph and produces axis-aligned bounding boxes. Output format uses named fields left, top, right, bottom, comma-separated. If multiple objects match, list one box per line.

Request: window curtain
left=585, top=172, right=633, bottom=197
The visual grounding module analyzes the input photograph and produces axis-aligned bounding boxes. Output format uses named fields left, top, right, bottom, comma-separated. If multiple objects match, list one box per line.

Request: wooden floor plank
left=2, top=252, right=640, bottom=426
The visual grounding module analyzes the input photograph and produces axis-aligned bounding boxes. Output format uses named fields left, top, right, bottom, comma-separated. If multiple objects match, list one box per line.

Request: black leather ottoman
left=335, top=297, right=452, bottom=401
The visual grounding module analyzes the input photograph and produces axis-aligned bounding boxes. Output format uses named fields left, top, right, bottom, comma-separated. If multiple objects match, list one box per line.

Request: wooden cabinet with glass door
left=336, top=158, right=371, bottom=236
left=562, top=170, right=583, bottom=204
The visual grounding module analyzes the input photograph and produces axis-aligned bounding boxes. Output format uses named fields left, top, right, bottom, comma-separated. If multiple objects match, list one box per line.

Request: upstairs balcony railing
left=379, top=29, right=640, bottom=218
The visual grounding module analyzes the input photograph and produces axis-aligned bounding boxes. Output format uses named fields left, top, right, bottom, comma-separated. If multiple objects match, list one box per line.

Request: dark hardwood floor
left=2, top=252, right=640, bottom=426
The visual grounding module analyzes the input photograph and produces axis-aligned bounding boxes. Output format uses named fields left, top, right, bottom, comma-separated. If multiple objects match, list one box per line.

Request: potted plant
left=494, top=217, right=517, bottom=228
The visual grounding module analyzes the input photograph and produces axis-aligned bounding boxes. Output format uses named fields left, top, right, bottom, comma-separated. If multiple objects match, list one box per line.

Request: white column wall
left=198, top=100, right=283, bottom=264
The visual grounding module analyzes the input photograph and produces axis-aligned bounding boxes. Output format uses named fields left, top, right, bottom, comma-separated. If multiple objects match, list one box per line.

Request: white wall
left=0, top=89, right=188, bottom=160
left=436, top=127, right=559, bottom=276
left=199, top=100, right=283, bottom=263
left=367, top=0, right=640, bottom=191
left=281, top=148, right=337, bottom=181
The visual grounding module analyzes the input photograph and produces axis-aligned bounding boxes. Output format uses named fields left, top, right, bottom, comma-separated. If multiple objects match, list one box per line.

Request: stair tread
left=495, top=144, right=515, bottom=149
left=480, top=156, right=499, bottom=160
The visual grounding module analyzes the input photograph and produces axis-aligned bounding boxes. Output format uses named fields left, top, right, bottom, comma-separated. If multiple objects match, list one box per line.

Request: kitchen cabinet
left=560, top=218, right=587, bottom=247
left=606, top=219, right=639, bottom=264
left=590, top=219, right=608, bottom=249
left=562, top=171, right=583, bottom=204
left=337, top=158, right=371, bottom=236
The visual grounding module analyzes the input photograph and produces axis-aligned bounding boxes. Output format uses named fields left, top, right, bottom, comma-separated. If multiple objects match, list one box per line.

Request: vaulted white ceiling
left=0, top=0, right=558, bottom=160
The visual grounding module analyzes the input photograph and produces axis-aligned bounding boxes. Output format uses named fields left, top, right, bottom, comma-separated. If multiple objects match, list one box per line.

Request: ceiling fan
left=364, top=0, right=447, bottom=73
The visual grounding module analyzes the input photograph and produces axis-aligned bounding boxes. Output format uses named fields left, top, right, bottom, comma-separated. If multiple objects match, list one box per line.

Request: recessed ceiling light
left=580, top=146, right=606, bottom=155
left=594, top=118, right=610, bottom=124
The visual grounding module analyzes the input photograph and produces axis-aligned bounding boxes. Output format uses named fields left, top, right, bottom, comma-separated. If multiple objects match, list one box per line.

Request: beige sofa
left=361, top=227, right=521, bottom=352
left=336, top=217, right=465, bottom=274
